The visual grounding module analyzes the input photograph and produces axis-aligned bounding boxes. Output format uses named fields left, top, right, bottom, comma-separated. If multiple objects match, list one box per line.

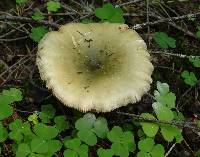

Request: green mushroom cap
left=36, top=23, right=154, bottom=112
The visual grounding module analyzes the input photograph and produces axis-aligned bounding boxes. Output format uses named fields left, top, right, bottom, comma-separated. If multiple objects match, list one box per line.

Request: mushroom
left=36, top=23, right=154, bottom=112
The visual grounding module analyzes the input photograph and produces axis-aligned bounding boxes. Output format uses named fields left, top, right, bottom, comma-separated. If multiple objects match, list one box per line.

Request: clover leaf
left=107, top=126, right=123, bottom=142
left=31, top=138, right=48, bottom=154
left=181, top=70, right=198, bottom=86
left=137, top=138, right=165, bottom=157
left=54, top=115, right=69, bottom=132
left=154, top=32, right=176, bottom=48
left=16, top=143, right=31, bottom=157
left=173, top=111, right=185, bottom=121
left=160, top=124, right=181, bottom=142
left=97, top=148, right=114, bottom=157
left=0, top=88, right=22, bottom=120
left=0, top=104, right=13, bottom=121
left=9, top=120, right=34, bottom=143
left=138, top=138, right=155, bottom=152
left=107, top=126, right=135, bottom=157
left=16, top=138, right=62, bottom=157
left=154, top=81, right=176, bottom=108
left=0, top=88, right=22, bottom=106
left=137, top=151, right=151, bottom=157
left=9, top=119, right=24, bottom=143
left=16, top=0, right=27, bottom=5
left=196, top=26, right=200, bottom=38
left=140, top=113, right=159, bottom=137
left=189, top=57, right=200, bottom=68
left=93, top=117, right=109, bottom=138
left=64, top=138, right=88, bottom=157
left=196, top=120, right=200, bottom=128
left=77, top=129, right=97, bottom=146
left=75, top=113, right=108, bottom=146
left=39, top=104, right=56, bottom=123
left=111, top=143, right=129, bottom=157
left=95, top=3, right=125, bottom=23
left=0, top=122, right=8, bottom=142
left=33, top=123, right=58, bottom=140
left=137, top=129, right=146, bottom=140
left=152, top=102, right=174, bottom=121
left=150, top=144, right=165, bottom=157
left=75, top=113, right=96, bottom=130
left=45, top=140, right=62, bottom=156
left=196, top=149, right=200, bottom=157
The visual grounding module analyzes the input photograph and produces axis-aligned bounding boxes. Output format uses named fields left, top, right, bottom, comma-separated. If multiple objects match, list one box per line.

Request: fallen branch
left=117, top=111, right=200, bottom=132
left=150, top=50, right=200, bottom=59
left=116, top=0, right=143, bottom=7
left=0, top=15, right=60, bottom=29
left=1, top=12, right=200, bottom=32
left=0, top=36, right=28, bottom=42
left=132, top=12, right=200, bottom=29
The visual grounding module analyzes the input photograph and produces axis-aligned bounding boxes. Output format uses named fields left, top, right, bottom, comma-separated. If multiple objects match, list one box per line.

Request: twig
left=72, top=13, right=93, bottom=22
left=183, top=139, right=196, bottom=157
left=0, top=15, right=60, bottom=29
left=116, top=0, right=143, bottom=7
left=164, top=143, right=176, bottom=157
left=146, top=0, right=150, bottom=47
left=0, top=25, right=27, bottom=39
left=0, top=55, right=33, bottom=78
left=177, top=79, right=200, bottom=108
left=123, top=13, right=145, bottom=17
left=0, top=36, right=28, bottom=42
left=132, top=12, right=200, bottom=29
left=15, top=108, right=34, bottom=114
left=151, top=11, right=196, bottom=38
left=117, top=111, right=200, bottom=131
left=150, top=50, right=200, bottom=59
left=155, top=65, right=179, bottom=73
left=0, top=29, right=16, bottom=38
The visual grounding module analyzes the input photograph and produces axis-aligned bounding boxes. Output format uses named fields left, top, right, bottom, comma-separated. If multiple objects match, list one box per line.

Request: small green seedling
left=0, top=122, right=8, bottom=143
left=16, top=0, right=27, bottom=5
left=187, top=14, right=196, bottom=21
left=32, top=11, right=45, bottom=21
left=95, top=3, right=125, bottom=23
left=29, top=26, right=48, bottom=42
left=39, top=104, right=56, bottom=124
left=154, top=32, right=176, bottom=48
left=181, top=70, right=198, bottom=86
left=47, top=1, right=61, bottom=12
left=0, top=88, right=22, bottom=120
left=196, top=149, right=200, bottom=157
left=189, top=56, right=200, bottom=68
left=28, top=112, right=39, bottom=125
left=196, top=26, right=200, bottom=38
